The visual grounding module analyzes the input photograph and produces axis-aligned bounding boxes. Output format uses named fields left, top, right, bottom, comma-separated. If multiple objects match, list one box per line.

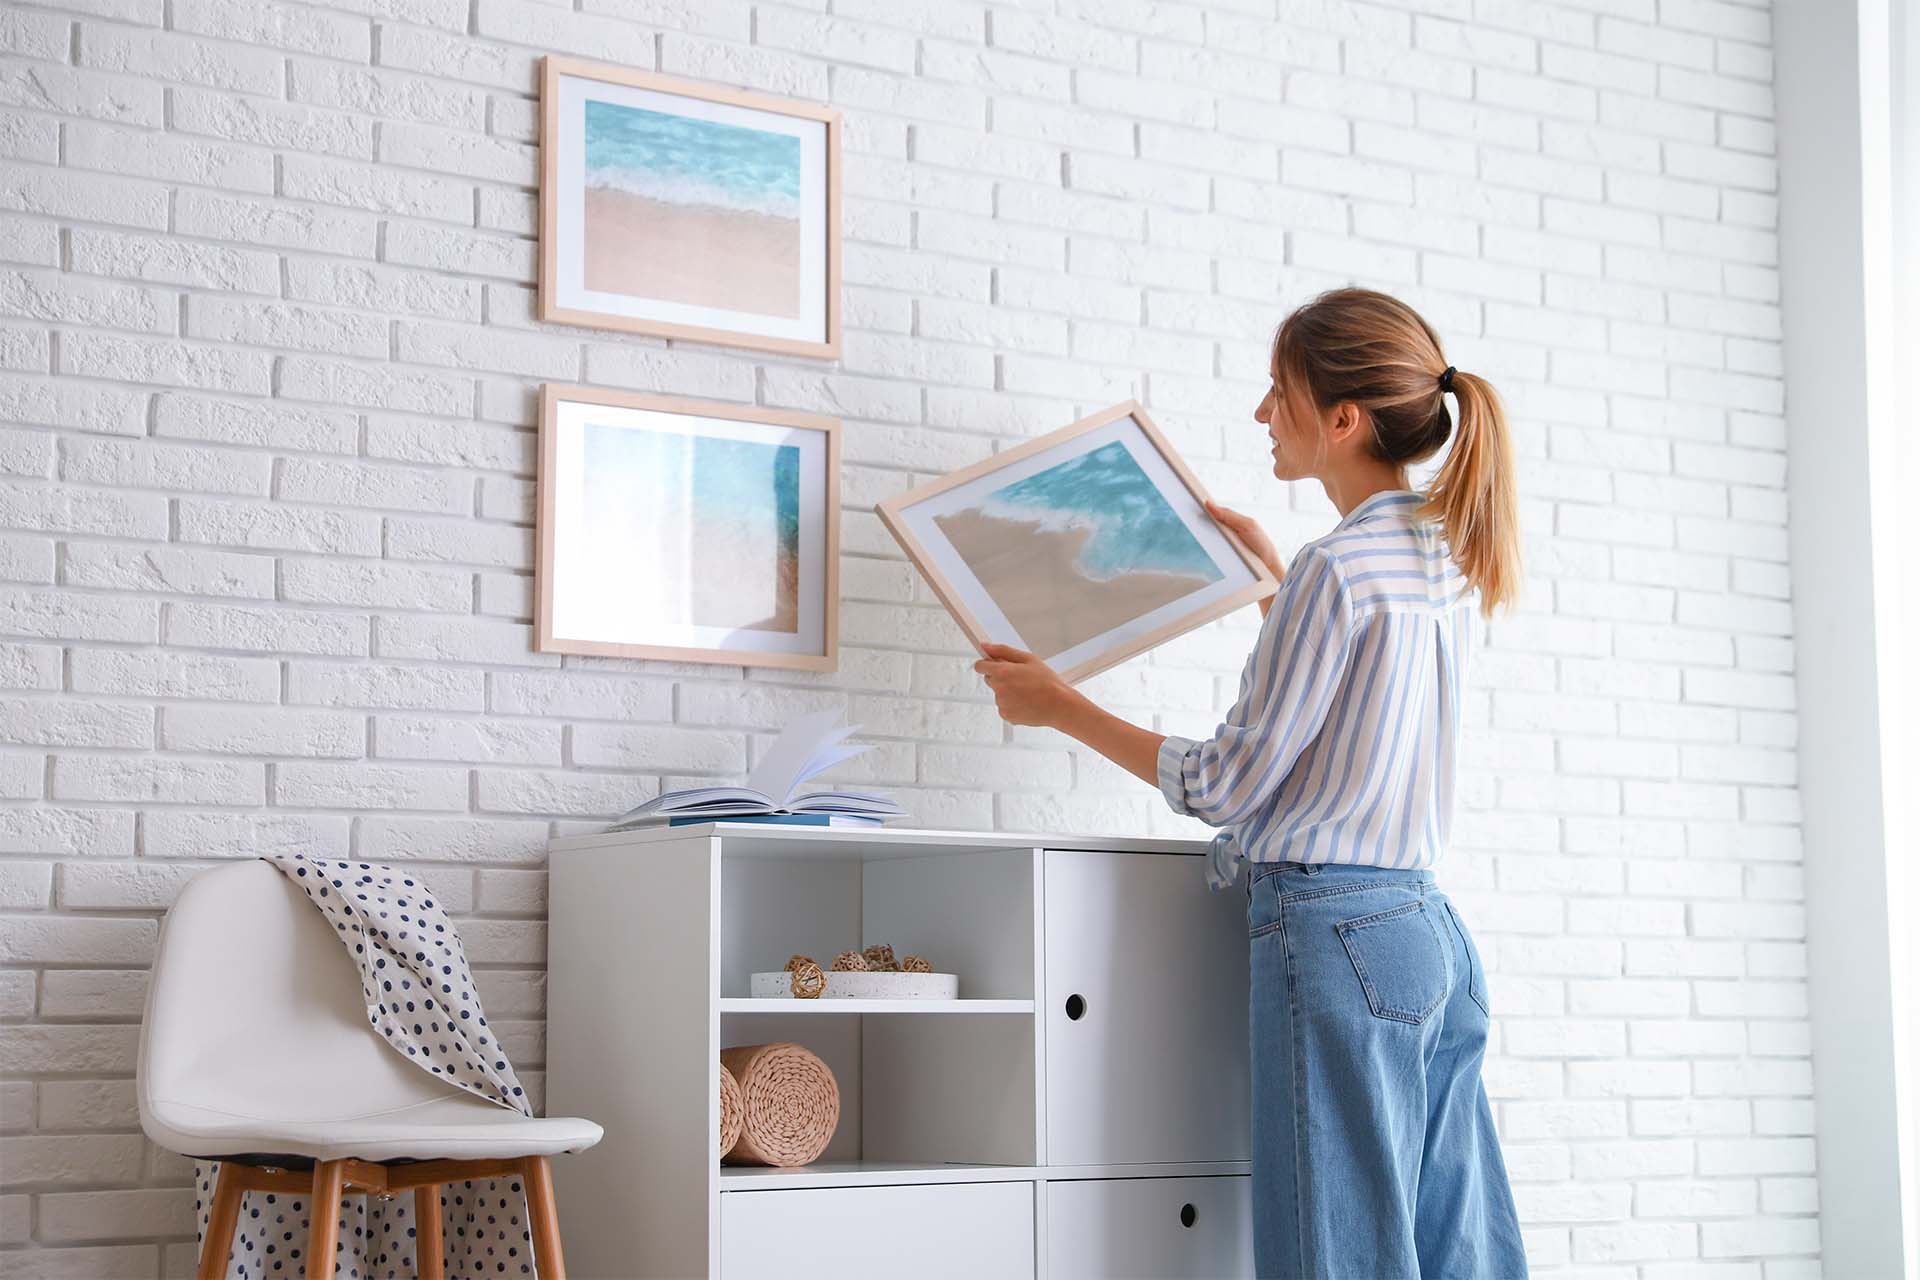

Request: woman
left=975, top=288, right=1528, bottom=1278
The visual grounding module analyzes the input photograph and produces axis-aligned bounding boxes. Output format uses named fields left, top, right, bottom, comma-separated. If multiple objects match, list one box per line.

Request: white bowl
left=750, top=969, right=959, bottom=1000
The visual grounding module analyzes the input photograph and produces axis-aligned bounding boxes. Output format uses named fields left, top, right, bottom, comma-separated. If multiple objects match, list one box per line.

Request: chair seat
left=146, top=1090, right=604, bottom=1163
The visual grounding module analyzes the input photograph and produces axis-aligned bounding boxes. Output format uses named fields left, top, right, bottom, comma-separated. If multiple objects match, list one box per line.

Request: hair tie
left=1439, top=366, right=1456, bottom=394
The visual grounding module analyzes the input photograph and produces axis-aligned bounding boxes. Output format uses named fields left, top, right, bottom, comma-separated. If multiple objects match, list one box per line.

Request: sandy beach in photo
left=732, top=551, right=800, bottom=633
left=573, top=509, right=799, bottom=636
left=584, top=187, right=801, bottom=319
left=650, top=516, right=797, bottom=633
left=936, top=508, right=1212, bottom=658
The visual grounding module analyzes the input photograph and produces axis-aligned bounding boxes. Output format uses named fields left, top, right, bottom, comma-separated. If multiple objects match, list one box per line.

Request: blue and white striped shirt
left=1156, top=489, right=1474, bottom=885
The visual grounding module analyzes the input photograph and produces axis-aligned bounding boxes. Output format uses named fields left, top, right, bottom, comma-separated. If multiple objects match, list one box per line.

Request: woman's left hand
left=974, top=643, right=1081, bottom=727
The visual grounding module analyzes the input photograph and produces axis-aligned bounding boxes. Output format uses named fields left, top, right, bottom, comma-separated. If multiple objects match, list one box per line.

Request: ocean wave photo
left=579, top=423, right=800, bottom=634
left=585, top=102, right=801, bottom=218
left=581, top=98, right=803, bottom=319
left=935, top=440, right=1223, bottom=658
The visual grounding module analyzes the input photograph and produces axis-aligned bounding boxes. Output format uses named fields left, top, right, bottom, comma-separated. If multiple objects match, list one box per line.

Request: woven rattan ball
left=719, top=1062, right=745, bottom=1157
left=861, top=943, right=898, bottom=972
left=788, top=959, right=826, bottom=999
left=783, top=954, right=813, bottom=973
left=901, top=955, right=932, bottom=973
left=830, top=950, right=868, bottom=971
left=719, top=1042, right=840, bottom=1167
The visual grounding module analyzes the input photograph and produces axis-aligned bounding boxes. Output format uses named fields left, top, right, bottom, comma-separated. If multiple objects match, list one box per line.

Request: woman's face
left=1256, top=378, right=1325, bottom=482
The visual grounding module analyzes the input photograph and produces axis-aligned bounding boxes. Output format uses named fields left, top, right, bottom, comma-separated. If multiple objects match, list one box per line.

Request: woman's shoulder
left=1298, top=519, right=1417, bottom=572
left=1296, top=512, right=1468, bottom=614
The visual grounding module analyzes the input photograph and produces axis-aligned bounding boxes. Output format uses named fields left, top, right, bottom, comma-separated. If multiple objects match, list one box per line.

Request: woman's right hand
left=1206, top=500, right=1286, bottom=619
left=1206, top=500, right=1284, bottom=581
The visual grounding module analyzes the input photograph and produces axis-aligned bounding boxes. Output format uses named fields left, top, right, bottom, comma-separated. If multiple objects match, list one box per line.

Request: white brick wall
left=0, top=0, right=1811, bottom=1272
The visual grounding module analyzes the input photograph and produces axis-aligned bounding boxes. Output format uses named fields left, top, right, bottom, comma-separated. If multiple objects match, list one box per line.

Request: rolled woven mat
left=719, top=1062, right=744, bottom=1158
left=719, top=1042, right=840, bottom=1167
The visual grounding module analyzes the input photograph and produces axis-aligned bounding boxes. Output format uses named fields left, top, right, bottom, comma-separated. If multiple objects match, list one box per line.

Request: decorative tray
left=749, top=970, right=959, bottom=1000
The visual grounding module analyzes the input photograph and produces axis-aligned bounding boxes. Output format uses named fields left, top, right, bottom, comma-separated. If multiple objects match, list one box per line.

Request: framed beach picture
left=537, top=384, right=839, bottom=671
left=878, top=403, right=1279, bottom=684
left=538, top=57, right=841, bottom=358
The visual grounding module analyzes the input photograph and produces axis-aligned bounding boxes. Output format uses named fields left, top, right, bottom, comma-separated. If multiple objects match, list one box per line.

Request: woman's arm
left=975, top=544, right=1356, bottom=826
left=973, top=502, right=1283, bottom=744
left=972, top=643, right=1163, bottom=785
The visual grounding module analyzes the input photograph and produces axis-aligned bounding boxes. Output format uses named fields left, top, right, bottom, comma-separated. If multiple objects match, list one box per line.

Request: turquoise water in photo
left=584, top=99, right=801, bottom=220
left=984, top=441, right=1221, bottom=582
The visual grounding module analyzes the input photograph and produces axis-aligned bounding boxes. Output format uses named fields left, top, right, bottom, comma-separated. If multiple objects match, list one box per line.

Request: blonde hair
left=1272, top=288, right=1521, bottom=616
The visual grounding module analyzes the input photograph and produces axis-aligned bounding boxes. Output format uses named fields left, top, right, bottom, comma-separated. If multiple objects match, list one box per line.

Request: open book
left=611, top=710, right=905, bottom=830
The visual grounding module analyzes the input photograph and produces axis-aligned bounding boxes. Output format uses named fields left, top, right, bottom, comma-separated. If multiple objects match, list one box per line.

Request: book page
left=745, top=708, right=857, bottom=804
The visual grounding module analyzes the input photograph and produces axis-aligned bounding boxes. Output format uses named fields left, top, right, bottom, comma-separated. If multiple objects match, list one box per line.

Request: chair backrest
left=138, top=860, right=461, bottom=1127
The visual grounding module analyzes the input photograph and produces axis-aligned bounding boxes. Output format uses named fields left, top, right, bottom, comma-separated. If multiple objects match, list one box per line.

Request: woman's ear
left=1325, top=400, right=1367, bottom=450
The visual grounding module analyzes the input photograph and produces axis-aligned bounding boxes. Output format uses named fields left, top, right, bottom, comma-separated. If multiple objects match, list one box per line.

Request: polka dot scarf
left=269, top=855, right=529, bottom=1116
left=192, top=856, right=538, bottom=1278
left=191, top=1175, right=536, bottom=1279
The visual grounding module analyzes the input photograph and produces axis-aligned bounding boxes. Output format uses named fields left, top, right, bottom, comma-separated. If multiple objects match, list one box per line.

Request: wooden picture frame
left=538, top=56, right=842, bottom=359
left=537, top=384, right=840, bottom=671
left=877, top=401, right=1279, bottom=685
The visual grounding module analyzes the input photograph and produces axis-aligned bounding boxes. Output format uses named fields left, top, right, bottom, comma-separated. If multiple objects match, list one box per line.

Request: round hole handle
left=1180, top=1203, right=1197, bottom=1229
left=1064, top=993, right=1087, bottom=1021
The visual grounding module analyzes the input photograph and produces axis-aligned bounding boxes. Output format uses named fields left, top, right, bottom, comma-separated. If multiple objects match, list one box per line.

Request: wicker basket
left=718, top=1042, right=840, bottom=1167
left=719, top=1061, right=744, bottom=1158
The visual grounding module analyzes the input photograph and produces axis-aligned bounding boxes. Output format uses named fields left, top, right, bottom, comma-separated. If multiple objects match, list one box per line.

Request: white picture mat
left=549, top=72, right=830, bottom=345
left=549, top=397, right=828, bottom=655
left=897, top=414, right=1259, bottom=672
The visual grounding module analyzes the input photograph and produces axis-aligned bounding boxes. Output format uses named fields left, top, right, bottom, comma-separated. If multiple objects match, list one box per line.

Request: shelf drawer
left=720, top=1180, right=1035, bottom=1279
left=1044, top=850, right=1250, bottom=1165
left=1046, top=1176, right=1253, bottom=1278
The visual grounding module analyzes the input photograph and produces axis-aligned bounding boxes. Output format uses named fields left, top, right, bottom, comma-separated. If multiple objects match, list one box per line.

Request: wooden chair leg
left=522, top=1156, right=566, bottom=1280
left=196, top=1163, right=246, bottom=1280
left=306, top=1159, right=347, bottom=1278
left=414, top=1184, right=444, bottom=1280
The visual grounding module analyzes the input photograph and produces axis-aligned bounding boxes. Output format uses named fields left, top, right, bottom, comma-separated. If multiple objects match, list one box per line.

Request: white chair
left=137, top=860, right=603, bottom=1280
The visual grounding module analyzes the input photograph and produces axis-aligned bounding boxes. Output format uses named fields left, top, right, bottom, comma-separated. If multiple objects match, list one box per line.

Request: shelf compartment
left=720, top=845, right=1037, bottom=1001
left=723, top=1006, right=1039, bottom=1169
left=719, top=997, right=1034, bottom=1015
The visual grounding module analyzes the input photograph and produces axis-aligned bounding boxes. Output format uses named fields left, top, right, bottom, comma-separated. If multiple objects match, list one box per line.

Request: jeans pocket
left=1443, top=900, right=1491, bottom=1018
left=1335, top=900, right=1451, bottom=1025
left=1247, top=866, right=1282, bottom=937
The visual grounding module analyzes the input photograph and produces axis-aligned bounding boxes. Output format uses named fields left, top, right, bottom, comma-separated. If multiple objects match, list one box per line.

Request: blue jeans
left=1247, top=861, right=1527, bottom=1279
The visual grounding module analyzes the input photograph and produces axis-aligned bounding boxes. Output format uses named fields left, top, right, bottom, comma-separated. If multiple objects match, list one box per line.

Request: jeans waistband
left=1248, top=860, right=1437, bottom=893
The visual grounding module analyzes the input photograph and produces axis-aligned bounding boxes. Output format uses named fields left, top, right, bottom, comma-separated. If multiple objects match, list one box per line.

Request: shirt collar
left=1337, top=488, right=1424, bottom=528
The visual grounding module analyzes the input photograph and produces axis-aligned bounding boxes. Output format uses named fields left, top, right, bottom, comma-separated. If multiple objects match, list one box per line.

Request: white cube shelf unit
left=547, top=824, right=1254, bottom=1279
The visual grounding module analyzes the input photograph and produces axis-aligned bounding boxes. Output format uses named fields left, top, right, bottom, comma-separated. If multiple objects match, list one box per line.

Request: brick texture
left=0, top=0, right=1808, bottom=1272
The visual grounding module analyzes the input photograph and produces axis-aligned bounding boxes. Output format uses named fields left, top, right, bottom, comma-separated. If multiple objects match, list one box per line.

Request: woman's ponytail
left=1424, top=369, right=1520, bottom=617
left=1272, top=287, right=1523, bottom=618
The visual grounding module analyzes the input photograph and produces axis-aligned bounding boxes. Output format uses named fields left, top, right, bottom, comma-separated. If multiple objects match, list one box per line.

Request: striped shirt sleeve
left=1156, top=546, right=1356, bottom=826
